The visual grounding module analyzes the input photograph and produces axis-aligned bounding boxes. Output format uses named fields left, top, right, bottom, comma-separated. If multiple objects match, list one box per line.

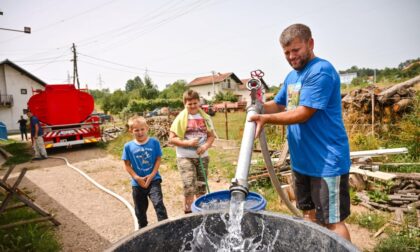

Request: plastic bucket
left=0, top=122, right=7, bottom=140
left=191, top=190, right=267, bottom=213
left=106, top=211, right=359, bottom=252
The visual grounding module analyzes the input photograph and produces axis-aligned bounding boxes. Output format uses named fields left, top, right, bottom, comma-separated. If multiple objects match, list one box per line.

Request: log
left=396, top=189, right=420, bottom=194
left=391, top=93, right=401, bottom=103
left=377, top=75, right=420, bottom=103
left=373, top=222, right=391, bottom=238
left=394, top=173, right=420, bottom=180
left=393, top=98, right=413, bottom=112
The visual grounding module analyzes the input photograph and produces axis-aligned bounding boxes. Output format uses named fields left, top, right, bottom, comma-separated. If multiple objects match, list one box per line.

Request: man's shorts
left=293, top=170, right=351, bottom=224
left=177, top=157, right=209, bottom=197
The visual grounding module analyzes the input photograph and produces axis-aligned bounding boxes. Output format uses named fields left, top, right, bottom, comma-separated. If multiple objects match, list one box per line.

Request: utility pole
left=98, top=74, right=103, bottom=89
left=67, top=71, right=71, bottom=83
left=71, top=43, right=80, bottom=89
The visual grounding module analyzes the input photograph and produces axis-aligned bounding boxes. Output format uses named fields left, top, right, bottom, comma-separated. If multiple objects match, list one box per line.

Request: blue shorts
left=293, top=170, right=351, bottom=224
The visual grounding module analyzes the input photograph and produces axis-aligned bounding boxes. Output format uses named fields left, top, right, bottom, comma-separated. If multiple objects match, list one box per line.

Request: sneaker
left=41, top=156, right=48, bottom=159
left=32, top=157, right=43, bottom=161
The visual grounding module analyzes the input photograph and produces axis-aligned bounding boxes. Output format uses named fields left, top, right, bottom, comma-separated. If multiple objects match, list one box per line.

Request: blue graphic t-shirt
left=121, top=137, right=163, bottom=186
left=274, top=57, right=351, bottom=177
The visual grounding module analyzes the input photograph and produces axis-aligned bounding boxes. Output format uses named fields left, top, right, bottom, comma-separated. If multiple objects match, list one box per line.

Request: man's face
left=185, top=99, right=200, bottom=115
left=131, top=122, right=149, bottom=142
left=282, top=37, right=314, bottom=70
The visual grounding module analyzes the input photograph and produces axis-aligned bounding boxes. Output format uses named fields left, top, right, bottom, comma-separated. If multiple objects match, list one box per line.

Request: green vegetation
left=339, top=58, right=420, bottom=86
left=214, top=91, right=238, bottom=102
left=0, top=141, right=32, bottom=167
left=211, top=111, right=246, bottom=141
left=0, top=195, right=61, bottom=252
left=347, top=212, right=390, bottom=232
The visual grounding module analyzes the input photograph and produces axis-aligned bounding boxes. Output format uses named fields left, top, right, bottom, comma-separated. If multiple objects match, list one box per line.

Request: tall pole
left=72, top=43, right=80, bottom=89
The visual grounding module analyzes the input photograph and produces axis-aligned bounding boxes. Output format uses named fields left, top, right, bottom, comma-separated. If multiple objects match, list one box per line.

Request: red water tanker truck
left=27, top=84, right=102, bottom=149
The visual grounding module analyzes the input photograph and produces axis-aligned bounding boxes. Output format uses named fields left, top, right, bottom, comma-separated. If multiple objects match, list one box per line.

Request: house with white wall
left=188, top=72, right=269, bottom=105
left=0, top=59, right=46, bottom=133
left=339, top=72, right=357, bottom=84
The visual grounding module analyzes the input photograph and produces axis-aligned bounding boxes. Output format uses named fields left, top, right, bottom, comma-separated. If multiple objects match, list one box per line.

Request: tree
left=159, top=80, right=188, bottom=99
left=138, top=74, right=159, bottom=99
left=214, top=91, right=238, bottom=102
left=125, top=76, right=144, bottom=92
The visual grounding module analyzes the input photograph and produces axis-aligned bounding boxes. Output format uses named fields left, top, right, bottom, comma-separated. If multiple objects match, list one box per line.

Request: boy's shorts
left=293, top=170, right=351, bottom=224
left=177, top=157, right=209, bottom=197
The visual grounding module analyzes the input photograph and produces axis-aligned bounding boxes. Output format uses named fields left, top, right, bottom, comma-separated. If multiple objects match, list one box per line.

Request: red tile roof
left=189, top=72, right=240, bottom=86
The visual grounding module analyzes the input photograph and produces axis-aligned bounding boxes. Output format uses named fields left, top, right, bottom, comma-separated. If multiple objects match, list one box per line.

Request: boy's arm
left=145, top=156, right=161, bottom=187
left=169, top=131, right=199, bottom=147
left=123, top=160, right=147, bottom=188
left=196, top=130, right=215, bottom=155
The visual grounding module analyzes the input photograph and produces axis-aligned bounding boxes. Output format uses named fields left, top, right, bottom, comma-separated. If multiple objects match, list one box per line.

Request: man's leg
left=326, top=221, right=351, bottom=241
left=311, top=174, right=352, bottom=242
left=36, top=137, right=48, bottom=158
left=132, top=186, right=149, bottom=228
left=33, top=139, right=41, bottom=158
left=149, top=180, right=168, bottom=221
left=177, top=158, right=196, bottom=213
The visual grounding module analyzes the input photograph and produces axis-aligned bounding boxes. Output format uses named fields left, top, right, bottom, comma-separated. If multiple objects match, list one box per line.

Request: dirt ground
left=2, top=145, right=377, bottom=251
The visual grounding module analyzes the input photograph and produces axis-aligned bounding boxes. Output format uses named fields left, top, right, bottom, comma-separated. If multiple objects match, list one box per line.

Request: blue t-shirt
left=121, top=137, right=163, bottom=186
left=30, top=116, right=43, bottom=136
left=274, top=57, right=351, bottom=177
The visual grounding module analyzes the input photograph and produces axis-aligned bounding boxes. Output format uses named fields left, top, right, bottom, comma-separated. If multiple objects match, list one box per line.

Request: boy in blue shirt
left=122, top=116, right=168, bottom=228
left=250, top=24, right=351, bottom=241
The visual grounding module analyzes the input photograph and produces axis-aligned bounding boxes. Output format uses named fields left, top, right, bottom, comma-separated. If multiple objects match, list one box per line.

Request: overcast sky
left=1, top=0, right=419, bottom=91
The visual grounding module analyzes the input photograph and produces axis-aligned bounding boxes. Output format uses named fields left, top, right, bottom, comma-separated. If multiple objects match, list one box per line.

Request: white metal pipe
left=234, top=107, right=258, bottom=186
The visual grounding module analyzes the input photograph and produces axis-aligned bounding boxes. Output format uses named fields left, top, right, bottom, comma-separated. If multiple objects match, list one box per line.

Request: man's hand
left=248, top=114, right=266, bottom=139
left=196, top=143, right=208, bottom=155
left=135, top=175, right=148, bottom=188
left=186, top=137, right=200, bottom=147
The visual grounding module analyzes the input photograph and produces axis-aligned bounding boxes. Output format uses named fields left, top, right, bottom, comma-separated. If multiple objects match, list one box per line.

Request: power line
left=78, top=52, right=209, bottom=76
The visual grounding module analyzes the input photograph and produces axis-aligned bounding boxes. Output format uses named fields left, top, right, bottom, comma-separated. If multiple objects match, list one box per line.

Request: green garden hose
left=198, top=156, right=211, bottom=194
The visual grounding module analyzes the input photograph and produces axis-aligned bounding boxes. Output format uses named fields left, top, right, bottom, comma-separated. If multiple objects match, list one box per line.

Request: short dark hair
left=279, top=23, right=312, bottom=47
left=183, top=90, right=200, bottom=104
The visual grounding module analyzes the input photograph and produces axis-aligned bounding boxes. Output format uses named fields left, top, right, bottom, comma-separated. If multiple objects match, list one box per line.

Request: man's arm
left=169, top=132, right=199, bottom=147
left=263, top=100, right=286, bottom=114
left=34, top=123, right=39, bottom=139
left=123, top=160, right=147, bottom=188
left=250, top=105, right=317, bottom=137
left=197, top=130, right=215, bottom=155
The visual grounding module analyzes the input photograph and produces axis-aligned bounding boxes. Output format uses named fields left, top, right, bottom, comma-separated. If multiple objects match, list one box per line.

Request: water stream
left=181, top=192, right=279, bottom=252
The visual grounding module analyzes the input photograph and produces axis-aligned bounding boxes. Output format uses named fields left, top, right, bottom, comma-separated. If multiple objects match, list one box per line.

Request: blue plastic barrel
left=192, top=190, right=267, bottom=213
left=0, top=122, right=7, bottom=140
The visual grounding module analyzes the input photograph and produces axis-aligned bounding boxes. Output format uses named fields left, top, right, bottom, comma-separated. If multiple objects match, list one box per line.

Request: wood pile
left=146, top=116, right=172, bottom=145
left=342, top=75, right=419, bottom=130
left=102, top=126, right=124, bottom=141
left=357, top=173, right=420, bottom=213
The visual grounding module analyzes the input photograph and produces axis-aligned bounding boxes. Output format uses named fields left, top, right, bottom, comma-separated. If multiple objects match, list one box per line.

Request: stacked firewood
left=102, top=126, right=124, bottom=141
left=342, top=75, right=419, bottom=128
left=146, top=116, right=172, bottom=144
left=357, top=173, right=420, bottom=213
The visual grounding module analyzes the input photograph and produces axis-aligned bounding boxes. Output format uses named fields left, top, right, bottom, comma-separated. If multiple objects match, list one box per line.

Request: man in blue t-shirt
left=26, top=110, right=48, bottom=160
left=250, top=24, right=351, bottom=241
left=122, top=116, right=168, bottom=228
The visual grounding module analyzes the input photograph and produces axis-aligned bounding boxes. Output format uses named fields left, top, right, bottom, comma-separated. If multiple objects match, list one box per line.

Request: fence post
left=224, top=102, right=228, bottom=140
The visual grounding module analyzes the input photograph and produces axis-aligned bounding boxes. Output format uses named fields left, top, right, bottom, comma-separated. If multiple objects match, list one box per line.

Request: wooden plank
left=350, top=148, right=408, bottom=158
left=350, top=166, right=396, bottom=180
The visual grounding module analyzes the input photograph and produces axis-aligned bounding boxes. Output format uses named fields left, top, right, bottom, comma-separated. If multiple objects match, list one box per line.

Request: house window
left=21, top=89, right=27, bottom=94
left=227, top=79, right=231, bottom=89
left=208, top=92, right=211, bottom=96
